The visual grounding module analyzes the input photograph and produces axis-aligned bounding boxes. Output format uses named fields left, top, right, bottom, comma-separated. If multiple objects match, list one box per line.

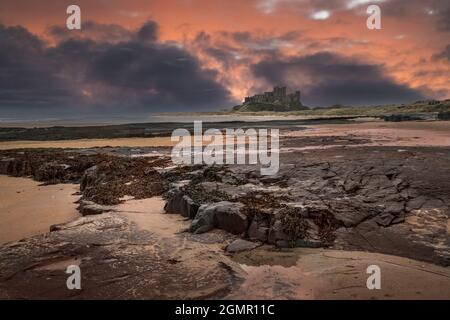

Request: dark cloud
left=382, top=0, right=450, bottom=32
left=0, top=25, right=78, bottom=112
left=251, top=52, right=426, bottom=106
left=437, top=7, right=450, bottom=31
left=136, top=21, right=158, bottom=42
left=0, top=21, right=233, bottom=118
left=433, top=44, right=450, bottom=61
left=220, top=30, right=303, bottom=52
left=48, top=21, right=133, bottom=43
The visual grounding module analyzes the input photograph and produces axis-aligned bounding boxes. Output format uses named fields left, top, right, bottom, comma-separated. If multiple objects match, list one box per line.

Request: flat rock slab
left=226, top=239, right=261, bottom=253
left=0, top=212, right=243, bottom=299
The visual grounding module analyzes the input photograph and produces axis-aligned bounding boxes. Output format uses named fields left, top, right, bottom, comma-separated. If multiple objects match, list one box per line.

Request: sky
left=0, top=0, right=449, bottom=117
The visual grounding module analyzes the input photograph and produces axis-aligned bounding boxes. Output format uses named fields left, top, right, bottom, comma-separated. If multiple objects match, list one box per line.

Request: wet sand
left=115, top=197, right=188, bottom=237
left=111, top=198, right=450, bottom=300
left=1, top=184, right=449, bottom=299
left=228, top=246, right=450, bottom=300
left=115, top=197, right=234, bottom=268
left=0, top=135, right=243, bottom=150
left=0, top=176, right=80, bottom=244
left=0, top=120, right=449, bottom=299
left=0, top=137, right=175, bottom=150
left=295, top=121, right=450, bottom=147
left=1, top=120, right=448, bottom=150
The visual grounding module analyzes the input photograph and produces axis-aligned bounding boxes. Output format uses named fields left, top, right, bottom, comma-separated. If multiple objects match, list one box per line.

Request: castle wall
left=244, top=86, right=301, bottom=105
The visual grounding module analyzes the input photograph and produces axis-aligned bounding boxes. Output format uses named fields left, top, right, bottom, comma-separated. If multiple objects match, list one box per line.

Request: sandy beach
left=0, top=176, right=80, bottom=244
left=0, top=137, right=175, bottom=150
left=1, top=120, right=449, bottom=150
left=229, top=246, right=450, bottom=300
left=0, top=119, right=449, bottom=299
left=289, top=120, right=450, bottom=147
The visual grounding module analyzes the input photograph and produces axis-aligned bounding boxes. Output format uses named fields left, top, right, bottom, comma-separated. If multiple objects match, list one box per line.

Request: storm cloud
left=434, top=44, right=450, bottom=62
left=251, top=52, right=425, bottom=106
left=0, top=21, right=234, bottom=118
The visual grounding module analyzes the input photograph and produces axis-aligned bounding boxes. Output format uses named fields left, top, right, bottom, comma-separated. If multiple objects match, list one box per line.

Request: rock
left=213, top=202, right=247, bottom=234
left=406, top=196, right=427, bottom=211
left=49, top=224, right=61, bottom=232
left=376, top=213, right=405, bottom=227
left=0, top=158, right=14, bottom=175
left=77, top=200, right=116, bottom=216
left=181, top=195, right=200, bottom=219
left=3, top=159, right=33, bottom=177
left=34, top=162, right=71, bottom=182
left=80, top=165, right=99, bottom=191
left=190, top=201, right=247, bottom=235
left=267, top=219, right=290, bottom=247
left=0, top=211, right=241, bottom=299
left=164, top=189, right=199, bottom=219
left=190, top=204, right=215, bottom=234
left=248, top=215, right=270, bottom=242
left=226, top=239, right=261, bottom=253
left=384, top=202, right=405, bottom=215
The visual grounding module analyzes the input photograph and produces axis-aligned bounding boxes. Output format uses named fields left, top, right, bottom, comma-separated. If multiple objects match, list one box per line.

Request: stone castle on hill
left=244, top=86, right=301, bottom=105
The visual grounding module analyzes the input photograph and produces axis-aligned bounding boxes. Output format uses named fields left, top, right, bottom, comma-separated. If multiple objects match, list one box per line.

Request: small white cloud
left=256, top=0, right=302, bottom=15
left=310, top=10, right=331, bottom=20
left=425, top=8, right=436, bottom=15
left=394, top=34, right=406, bottom=40
left=257, top=0, right=281, bottom=14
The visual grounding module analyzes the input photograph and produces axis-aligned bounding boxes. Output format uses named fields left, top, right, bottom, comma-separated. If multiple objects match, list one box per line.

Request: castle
left=244, top=86, right=301, bottom=105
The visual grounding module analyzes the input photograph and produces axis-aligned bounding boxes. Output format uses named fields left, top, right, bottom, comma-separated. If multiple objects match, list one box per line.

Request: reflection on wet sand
left=228, top=246, right=450, bottom=300
left=0, top=175, right=80, bottom=244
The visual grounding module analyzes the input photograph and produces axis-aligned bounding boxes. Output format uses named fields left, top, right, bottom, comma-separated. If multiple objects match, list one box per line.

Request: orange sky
left=0, top=0, right=449, bottom=110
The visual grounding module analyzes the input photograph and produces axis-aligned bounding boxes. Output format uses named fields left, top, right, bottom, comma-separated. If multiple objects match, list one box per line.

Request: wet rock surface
left=191, top=202, right=247, bottom=235
left=0, top=131, right=449, bottom=298
left=162, top=146, right=450, bottom=266
left=0, top=149, right=170, bottom=205
left=0, top=212, right=241, bottom=299
left=226, top=239, right=261, bottom=253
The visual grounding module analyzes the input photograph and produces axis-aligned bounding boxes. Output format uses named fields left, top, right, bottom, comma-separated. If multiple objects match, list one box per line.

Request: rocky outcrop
left=161, top=145, right=450, bottom=265
left=0, top=151, right=98, bottom=183
left=79, top=156, right=166, bottom=205
left=77, top=200, right=117, bottom=216
left=34, top=162, right=72, bottom=183
left=190, top=202, right=247, bottom=235
left=164, top=188, right=199, bottom=219
left=267, top=218, right=291, bottom=247
left=1, top=142, right=449, bottom=267
left=80, top=165, right=99, bottom=191
left=247, top=214, right=270, bottom=242
left=226, top=239, right=261, bottom=253
left=0, top=213, right=240, bottom=299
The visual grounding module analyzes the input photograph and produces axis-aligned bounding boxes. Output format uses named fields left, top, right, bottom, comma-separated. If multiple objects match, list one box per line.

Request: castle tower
left=273, top=86, right=286, bottom=101
left=295, top=90, right=301, bottom=102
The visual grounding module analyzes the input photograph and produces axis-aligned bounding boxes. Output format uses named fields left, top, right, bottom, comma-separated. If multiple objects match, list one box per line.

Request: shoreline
left=1, top=120, right=449, bottom=150
left=0, top=119, right=449, bottom=299
left=1, top=176, right=448, bottom=299
left=0, top=176, right=80, bottom=244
